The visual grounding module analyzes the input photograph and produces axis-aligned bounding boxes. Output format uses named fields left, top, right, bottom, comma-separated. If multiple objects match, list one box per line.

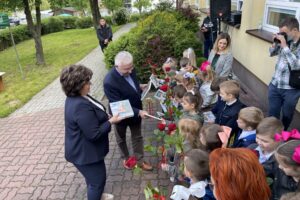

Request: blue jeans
left=268, top=83, right=300, bottom=130
left=203, top=38, right=212, bottom=59
left=74, top=160, right=106, bottom=200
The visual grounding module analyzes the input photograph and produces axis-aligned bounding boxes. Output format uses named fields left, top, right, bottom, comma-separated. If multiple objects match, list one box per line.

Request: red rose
left=168, top=123, right=177, bottom=134
left=168, top=107, right=173, bottom=116
left=153, top=194, right=166, bottom=200
left=125, top=156, right=137, bottom=168
left=157, top=123, right=166, bottom=131
left=159, top=84, right=168, bottom=92
left=164, top=77, right=170, bottom=83
left=152, top=63, right=158, bottom=68
left=165, top=66, right=171, bottom=72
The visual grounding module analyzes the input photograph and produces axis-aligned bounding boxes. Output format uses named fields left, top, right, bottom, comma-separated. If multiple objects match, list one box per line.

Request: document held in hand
left=109, top=100, right=134, bottom=119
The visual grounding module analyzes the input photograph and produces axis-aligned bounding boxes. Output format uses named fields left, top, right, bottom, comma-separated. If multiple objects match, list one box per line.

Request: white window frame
left=263, top=0, right=300, bottom=33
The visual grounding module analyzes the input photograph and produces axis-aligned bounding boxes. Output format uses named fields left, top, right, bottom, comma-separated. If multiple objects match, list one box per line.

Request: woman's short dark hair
left=60, top=64, right=93, bottom=97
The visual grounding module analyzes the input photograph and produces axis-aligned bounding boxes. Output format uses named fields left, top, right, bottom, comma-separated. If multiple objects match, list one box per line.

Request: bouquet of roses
left=144, top=182, right=167, bottom=200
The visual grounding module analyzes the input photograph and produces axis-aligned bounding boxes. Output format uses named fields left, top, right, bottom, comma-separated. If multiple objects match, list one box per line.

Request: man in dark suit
left=97, top=18, right=113, bottom=52
left=104, top=51, right=153, bottom=171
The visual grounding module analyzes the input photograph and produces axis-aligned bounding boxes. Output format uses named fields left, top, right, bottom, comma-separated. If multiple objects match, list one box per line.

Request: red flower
left=164, top=77, right=170, bottom=83
left=165, top=66, right=171, bottom=72
left=159, top=84, right=168, bottom=92
left=157, top=123, right=166, bottom=131
left=168, top=107, right=173, bottom=116
left=152, top=63, right=158, bottom=68
left=153, top=194, right=166, bottom=200
left=124, top=156, right=137, bottom=168
left=168, top=123, right=177, bottom=134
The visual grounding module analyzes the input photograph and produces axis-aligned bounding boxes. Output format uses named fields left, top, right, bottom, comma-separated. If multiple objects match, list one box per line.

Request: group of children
left=154, top=48, right=300, bottom=200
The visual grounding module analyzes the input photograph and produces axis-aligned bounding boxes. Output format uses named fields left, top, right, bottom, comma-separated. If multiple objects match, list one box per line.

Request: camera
left=273, top=32, right=288, bottom=44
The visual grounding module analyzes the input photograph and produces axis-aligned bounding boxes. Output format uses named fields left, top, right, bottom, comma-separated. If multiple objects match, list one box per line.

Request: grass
left=0, top=26, right=121, bottom=117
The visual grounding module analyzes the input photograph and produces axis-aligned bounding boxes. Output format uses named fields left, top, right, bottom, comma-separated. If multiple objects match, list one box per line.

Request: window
left=231, top=0, right=243, bottom=11
left=263, top=0, right=300, bottom=32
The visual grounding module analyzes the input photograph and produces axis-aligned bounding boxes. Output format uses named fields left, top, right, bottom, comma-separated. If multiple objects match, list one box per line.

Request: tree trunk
left=176, top=0, right=184, bottom=10
left=88, top=0, right=101, bottom=30
left=23, top=0, right=45, bottom=65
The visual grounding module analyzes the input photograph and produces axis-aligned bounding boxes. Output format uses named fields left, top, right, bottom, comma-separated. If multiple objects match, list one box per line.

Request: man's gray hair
left=114, top=51, right=133, bottom=67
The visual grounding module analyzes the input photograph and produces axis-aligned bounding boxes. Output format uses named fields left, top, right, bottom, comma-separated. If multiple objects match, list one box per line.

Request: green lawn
left=0, top=26, right=120, bottom=117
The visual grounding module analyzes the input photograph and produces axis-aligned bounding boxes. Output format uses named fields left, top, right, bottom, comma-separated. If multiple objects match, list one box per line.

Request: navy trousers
left=268, top=83, right=300, bottom=130
left=74, top=160, right=106, bottom=200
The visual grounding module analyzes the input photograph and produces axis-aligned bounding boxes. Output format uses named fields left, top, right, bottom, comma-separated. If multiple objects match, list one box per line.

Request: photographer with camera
left=201, top=9, right=217, bottom=58
left=268, top=17, right=300, bottom=130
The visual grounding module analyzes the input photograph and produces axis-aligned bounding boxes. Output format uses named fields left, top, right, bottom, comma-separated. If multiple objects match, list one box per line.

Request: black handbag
left=287, top=39, right=300, bottom=89
left=288, top=68, right=300, bottom=89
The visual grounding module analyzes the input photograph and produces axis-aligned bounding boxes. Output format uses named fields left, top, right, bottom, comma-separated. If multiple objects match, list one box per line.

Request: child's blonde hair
left=178, top=118, right=202, bottom=149
left=238, top=107, right=264, bottom=129
left=174, top=73, right=184, bottom=84
left=219, top=80, right=240, bottom=98
left=164, top=57, right=177, bottom=69
left=199, top=66, right=215, bottom=82
left=182, top=77, right=195, bottom=91
left=183, top=48, right=197, bottom=67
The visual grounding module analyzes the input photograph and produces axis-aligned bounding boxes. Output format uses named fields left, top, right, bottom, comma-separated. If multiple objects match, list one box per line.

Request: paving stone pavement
left=0, top=23, right=175, bottom=200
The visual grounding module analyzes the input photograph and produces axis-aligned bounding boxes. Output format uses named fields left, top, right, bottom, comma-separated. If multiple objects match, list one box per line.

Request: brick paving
left=0, top=23, right=174, bottom=200
left=0, top=103, right=173, bottom=200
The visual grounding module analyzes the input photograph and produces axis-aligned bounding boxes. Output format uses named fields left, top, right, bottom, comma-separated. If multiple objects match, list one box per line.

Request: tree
left=176, top=0, right=184, bottom=9
left=48, top=0, right=70, bottom=11
left=102, top=0, right=123, bottom=14
left=133, top=0, right=151, bottom=14
left=23, top=0, right=45, bottom=65
left=88, top=0, right=101, bottom=29
left=69, top=0, right=88, bottom=16
left=49, top=0, right=88, bottom=16
left=0, top=0, right=45, bottom=65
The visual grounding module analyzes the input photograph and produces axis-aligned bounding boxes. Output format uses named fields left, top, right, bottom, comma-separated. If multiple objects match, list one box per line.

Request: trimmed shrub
left=41, top=17, right=64, bottom=35
left=0, top=25, right=31, bottom=51
left=75, top=17, right=93, bottom=28
left=112, top=8, right=129, bottom=25
left=129, top=14, right=141, bottom=22
left=104, top=11, right=202, bottom=82
left=58, top=16, right=77, bottom=29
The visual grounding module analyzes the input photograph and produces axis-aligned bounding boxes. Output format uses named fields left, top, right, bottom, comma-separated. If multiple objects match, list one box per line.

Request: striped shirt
left=270, top=41, right=300, bottom=89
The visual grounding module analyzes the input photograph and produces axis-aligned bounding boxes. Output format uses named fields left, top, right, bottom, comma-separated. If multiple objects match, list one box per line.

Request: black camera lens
left=273, top=32, right=288, bottom=44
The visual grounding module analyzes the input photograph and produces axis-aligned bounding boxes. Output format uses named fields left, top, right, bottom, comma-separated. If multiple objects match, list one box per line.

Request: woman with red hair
left=209, top=148, right=271, bottom=200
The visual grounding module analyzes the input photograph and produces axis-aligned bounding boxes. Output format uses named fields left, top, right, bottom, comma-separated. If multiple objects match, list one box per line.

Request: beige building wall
left=199, top=0, right=300, bottom=110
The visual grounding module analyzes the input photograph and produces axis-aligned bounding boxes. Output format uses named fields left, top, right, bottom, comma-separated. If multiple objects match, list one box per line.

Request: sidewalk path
left=0, top=23, right=173, bottom=200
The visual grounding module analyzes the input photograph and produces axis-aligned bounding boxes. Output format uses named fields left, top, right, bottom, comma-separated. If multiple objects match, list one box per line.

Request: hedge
left=41, top=17, right=64, bottom=35
left=104, top=10, right=203, bottom=82
left=0, top=16, right=93, bottom=51
left=75, top=17, right=93, bottom=29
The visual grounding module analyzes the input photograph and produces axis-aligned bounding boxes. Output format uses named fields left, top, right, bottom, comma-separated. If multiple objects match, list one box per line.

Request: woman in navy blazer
left=60, top=64, right=121, bottom=200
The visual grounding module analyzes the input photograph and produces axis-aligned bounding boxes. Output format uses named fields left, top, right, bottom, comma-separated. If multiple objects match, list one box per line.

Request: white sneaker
left=101, top=193, right=114, bottom=200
